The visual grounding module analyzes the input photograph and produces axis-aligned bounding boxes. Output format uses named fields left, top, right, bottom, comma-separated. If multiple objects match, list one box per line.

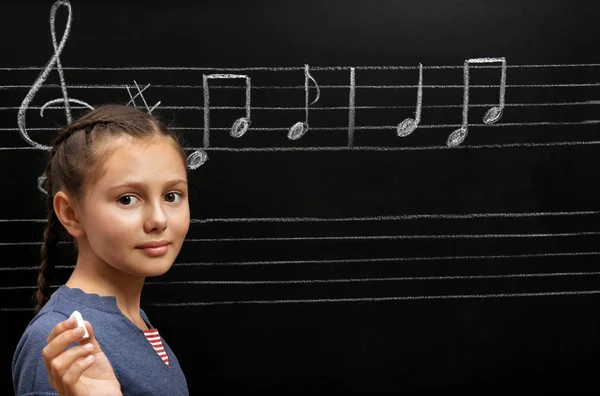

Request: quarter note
left=202, top=74, right=252, bottom=148
left=17, top=0, right=92, bottom=150
left=447, top=57, right=507, bottom=147
left=288, top=64, right=320, bottom=140
left=397, top=63, right=423, bottom=137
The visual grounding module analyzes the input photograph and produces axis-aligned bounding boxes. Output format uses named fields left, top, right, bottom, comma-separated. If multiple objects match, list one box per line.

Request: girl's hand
left=42, top=316, right=122, bottom=396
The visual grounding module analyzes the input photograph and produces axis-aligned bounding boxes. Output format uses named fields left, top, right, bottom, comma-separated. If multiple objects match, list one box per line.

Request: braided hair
left=33, top=104, right=186, bottom=315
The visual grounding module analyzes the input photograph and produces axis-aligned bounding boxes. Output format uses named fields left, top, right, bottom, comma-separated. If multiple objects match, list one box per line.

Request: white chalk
left=69, top=310, right=89, bottom=339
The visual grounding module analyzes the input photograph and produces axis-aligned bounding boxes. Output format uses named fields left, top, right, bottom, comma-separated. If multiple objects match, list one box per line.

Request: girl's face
left=76, top=136, right=190, bottom=278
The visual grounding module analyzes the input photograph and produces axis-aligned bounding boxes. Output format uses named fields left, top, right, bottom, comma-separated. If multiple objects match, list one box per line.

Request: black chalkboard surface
left=3, top=0, right=600, bottom=394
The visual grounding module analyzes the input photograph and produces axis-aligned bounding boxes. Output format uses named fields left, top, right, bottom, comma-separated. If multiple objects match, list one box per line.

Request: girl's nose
left=143, top=201, right=168, bottom=233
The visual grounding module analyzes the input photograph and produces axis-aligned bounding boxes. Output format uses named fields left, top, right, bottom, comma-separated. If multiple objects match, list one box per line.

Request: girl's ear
left=53, top=191, right=86, bottom=238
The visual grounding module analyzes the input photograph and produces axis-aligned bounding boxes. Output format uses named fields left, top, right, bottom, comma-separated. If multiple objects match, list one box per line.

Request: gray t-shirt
left=12, top=285, right=189, bottom=395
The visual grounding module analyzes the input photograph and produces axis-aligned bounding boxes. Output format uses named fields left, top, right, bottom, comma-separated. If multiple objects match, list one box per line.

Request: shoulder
left=12, top=309, right=68, bottom=395
left=17, top=308, right=70, bottom=349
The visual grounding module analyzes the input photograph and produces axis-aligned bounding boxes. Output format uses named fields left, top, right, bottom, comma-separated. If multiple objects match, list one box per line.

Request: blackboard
left=3, top=0, right=600, bottom=393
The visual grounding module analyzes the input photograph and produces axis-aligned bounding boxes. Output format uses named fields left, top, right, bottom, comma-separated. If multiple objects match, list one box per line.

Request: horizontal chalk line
left=4, top=290, right=600, bottom=310
left=192, top=140, right=600, bottom=151
left=4, top=230, right=598, bottom=247
left=170, top=251, right=600, bottom=267
left=1, top=211, right=595, bottom=225
left=3, top=271, right=600, bottom=290
left=2, top=83, right=599, bottom=90
left=2, top=120, right=596, bottom=134
left=3, top=100, right=599, bottom=112
left=6, top=140, right=600, bottom=152
left=3, top=251, right=600, bottom=272
left=148, top=290, right=600, bottom=306
left=189, top=211, right=599, bottom=224
left=1, top=63, right=600, bottom=72
left=2, top=230, right=598, bottom=247
left=3, top=250, right=600, bottom=272
left=0, top=210, right=595, bottom=228
left=146, top=271, right=600, bottom=285
left=194, top=121, right=600, bottom=129
left=184, top=231, right=600, bottom=242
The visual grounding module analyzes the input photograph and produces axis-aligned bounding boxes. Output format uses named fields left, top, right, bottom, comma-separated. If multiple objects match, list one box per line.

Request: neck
left=65, top=247, right=147, bottom=329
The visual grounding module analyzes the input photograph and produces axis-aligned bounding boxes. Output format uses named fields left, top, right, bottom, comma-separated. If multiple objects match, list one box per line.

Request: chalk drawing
left=348, top=67, right=356, bottom=147
left=125, top=80, right=161, bottom=113
left=17, top=0, right=92, bottom=150
left=447, top=57, right=507, bottom=147
left=288, top=64, right=321, bottom=140
left=186, top=150, right=208, bottom=169
left=397, top=63, right=423, bottom=137
left=203, top=74, right=251, bottom=148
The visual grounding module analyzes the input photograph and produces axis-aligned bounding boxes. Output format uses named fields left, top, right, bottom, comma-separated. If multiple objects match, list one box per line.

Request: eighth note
left=288, top=64, right=320, bottom=140
left=397, top=63, right=423, bottom=137
left=202, top=74, right=251, bottom=148
left=447, top=57, right=507, bottom=147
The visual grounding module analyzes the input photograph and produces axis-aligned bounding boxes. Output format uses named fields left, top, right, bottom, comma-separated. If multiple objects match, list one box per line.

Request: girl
left=12, top=104, right=190, bottom=395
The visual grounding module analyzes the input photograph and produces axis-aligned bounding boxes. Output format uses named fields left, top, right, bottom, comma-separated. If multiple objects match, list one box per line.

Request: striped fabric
left=142, top=328, right=170, bottom=366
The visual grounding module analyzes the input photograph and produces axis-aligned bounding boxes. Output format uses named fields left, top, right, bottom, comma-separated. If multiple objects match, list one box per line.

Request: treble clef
left=17, top=0, right=92, bottom=151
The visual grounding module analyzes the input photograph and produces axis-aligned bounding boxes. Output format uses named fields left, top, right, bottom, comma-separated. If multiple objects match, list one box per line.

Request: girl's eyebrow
left=107, top=179, right=188, bottom=192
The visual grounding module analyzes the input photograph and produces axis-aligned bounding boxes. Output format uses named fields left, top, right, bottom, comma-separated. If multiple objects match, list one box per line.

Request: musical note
left=186, top=150, right=208, bottom=169
left=17, top=0, right=93, bottom=150
left=126, top=80, right=161, bottom=114
left=447, top=57, right=507, bottom=147
left=288, top=64, right=320, bottom=140
left=397, top=63, right=423, bottom=137
left=202, top=74, right=251, bottom=148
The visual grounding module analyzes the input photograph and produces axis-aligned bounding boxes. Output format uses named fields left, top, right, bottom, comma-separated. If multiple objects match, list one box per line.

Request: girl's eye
left=164, top=192, right=183, bottom=203
left=118, top=195, right=139, bottom=206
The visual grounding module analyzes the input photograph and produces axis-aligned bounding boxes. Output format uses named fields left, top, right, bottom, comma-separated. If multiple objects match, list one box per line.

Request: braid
left=32, top=118, right=101, bottom=315
left=52, top=118, right=105, bottom=147
left=33, top=160, right=61, bottom=315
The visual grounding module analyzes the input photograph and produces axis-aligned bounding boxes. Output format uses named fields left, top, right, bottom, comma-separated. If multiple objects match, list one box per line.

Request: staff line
left=2, top=83, right=600, bottom=90
left=5, top=290, right=600, bottom=311
left=5, top=140, right=600, bottom=152
left=2, top=230, right=600, bottom=247
left=2, top=100, right=599, bottom=112
left=171, top=251, right=600, bottom=266
left=1, top=120, right=597, bottom=134
left=146, top=290, right=600, bottom=306
left=0, top=210, right=598, bottom=227
left=3, top=271, right=600, bottom=290
left=183, top=231, right=600, bottom=242
left=3, top=250, right=600, bottom=271
left=134, top=271, right=600, bottom=284
left=0, top=210, right=597, bottom=224
left=2, top=63, right=600, bottom=72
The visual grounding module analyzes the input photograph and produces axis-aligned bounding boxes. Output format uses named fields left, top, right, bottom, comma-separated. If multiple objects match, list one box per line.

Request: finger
left=43, top=320, right=91, bottom=370
left=60, top=355, right=96, bottom=390
left=48, top=343, right=95, bottom=382
left=45, top=317, right=78, bottom=344
left=42, top=317, right=80, bottom=377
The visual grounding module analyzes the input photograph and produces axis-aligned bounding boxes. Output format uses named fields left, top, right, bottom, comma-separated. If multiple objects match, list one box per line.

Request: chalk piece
left=69, top=310, right=89, bottom=339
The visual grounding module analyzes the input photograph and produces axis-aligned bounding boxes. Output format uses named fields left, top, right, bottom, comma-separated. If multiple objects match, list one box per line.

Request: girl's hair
left=33, top=104, right=186, bottom=315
